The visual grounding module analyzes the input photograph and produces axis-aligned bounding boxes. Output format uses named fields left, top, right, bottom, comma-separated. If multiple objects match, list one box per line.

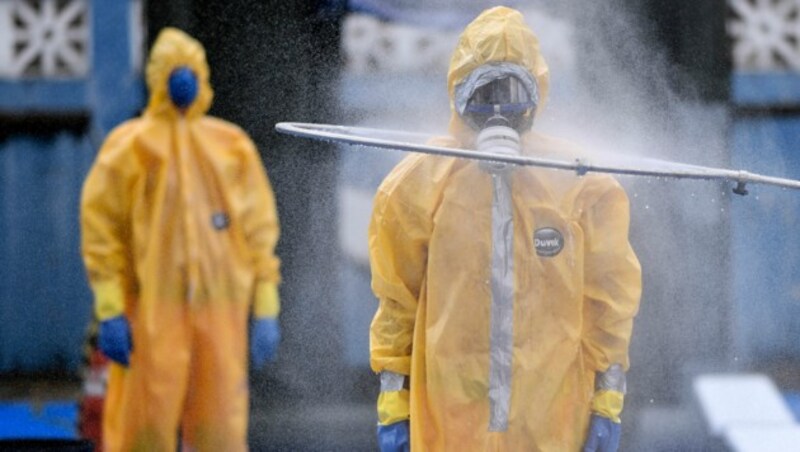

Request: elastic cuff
left=254, top=281, right=280, bottom=318
left=377, top=389, right=410, bottom=425
left=591, top=390, right=624, bottom=423
left=92, top=279, right=125, bottom=321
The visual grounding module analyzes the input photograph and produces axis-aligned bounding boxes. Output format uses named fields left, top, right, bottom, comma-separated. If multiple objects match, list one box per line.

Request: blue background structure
left=0, top=401, right=77, bottom=439
left=731, top=73, right=800, bottom=365
left=0, top=0, right=144, bottom=373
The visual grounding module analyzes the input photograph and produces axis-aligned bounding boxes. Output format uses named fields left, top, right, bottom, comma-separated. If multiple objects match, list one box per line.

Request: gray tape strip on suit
left=596, top=363, right=627, bottom=393
left=488, top=173, right=515, bottom=432
left=380, top=370, right=406, bottom=392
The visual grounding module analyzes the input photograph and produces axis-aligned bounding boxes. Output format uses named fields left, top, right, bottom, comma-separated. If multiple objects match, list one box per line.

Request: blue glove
left=251, top=317, right=281, bottom=368
left=377, top=421, right=409, bottom=452
left=98, top=315, right=132, bottom=366
left=583, top=414, right=621, bottom=452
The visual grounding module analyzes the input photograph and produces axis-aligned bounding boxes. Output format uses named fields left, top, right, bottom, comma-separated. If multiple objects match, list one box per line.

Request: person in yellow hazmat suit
left=80, top=28, right=282, bottom=451
left=369, top=6, right=642, bottom=452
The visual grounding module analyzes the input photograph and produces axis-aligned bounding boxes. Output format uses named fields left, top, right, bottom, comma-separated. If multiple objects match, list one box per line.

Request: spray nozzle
left=732, top=180, right=749, bottom=196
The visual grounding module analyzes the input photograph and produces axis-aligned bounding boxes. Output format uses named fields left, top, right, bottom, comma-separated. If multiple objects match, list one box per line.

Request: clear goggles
left=455, top=63, right=539, bottom=132
left=464, top=76, right=535, bottom=116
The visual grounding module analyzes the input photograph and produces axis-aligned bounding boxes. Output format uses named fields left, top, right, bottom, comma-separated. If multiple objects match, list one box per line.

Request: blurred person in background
left=80, top=28, right=282, bottom=451
left=368, top=6, right=641, bottom=452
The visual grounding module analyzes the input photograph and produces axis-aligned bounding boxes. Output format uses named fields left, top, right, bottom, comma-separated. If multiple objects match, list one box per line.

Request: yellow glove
left=592, top=363, right=626, bottom=423
left=591, top=389, right=624, bottom=423
left=253, top=281, right=280, bottom=318
left=92, top=279, right=125, bottom=321
left=378, top=390, right=410, bottom=426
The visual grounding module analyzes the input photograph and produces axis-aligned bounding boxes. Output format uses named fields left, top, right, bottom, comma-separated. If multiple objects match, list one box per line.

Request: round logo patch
left=211, top=212, right=230, bottom=231
left=534, top=227, right=564, bottom=257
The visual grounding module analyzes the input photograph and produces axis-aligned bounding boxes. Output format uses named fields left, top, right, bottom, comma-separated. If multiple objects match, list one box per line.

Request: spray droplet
left=649, top=399, right=654, bottom=404
left=645, top=204, right=650, bottom=209
left=755, top=196, right=760, bottom=201
left=633, top=193, right=638, bottom=198
left=734, top=356, right=739, bottom=362
left=691, top=192, right=696, bottom=198
left=711, top=198, right=716, bottom=203
left=720, top=207, right=725, bottom=212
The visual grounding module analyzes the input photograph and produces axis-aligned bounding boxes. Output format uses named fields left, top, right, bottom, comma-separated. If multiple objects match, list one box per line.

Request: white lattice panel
left=0, top=0, right=90, bottom=78
left=342, top=10, right=575, bottom=75
left=342, top=14, right=459, bottom=74
left=728, top=0, right=800, bottom=71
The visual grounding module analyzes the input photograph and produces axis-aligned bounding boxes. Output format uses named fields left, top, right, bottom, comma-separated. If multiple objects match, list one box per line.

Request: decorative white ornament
left=728, top=0, right=800, bottom=71
left=341, top=9, right=575, bottom=75
left=0, top=0, right=90, bottom=78
left=342, top=13, right=458, bottom=74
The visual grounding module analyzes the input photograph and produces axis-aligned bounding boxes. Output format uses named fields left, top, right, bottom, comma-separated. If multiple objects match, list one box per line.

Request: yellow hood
left=145, top=27, right=214, bottom=119
left=447, top=6, right=549, bottom=140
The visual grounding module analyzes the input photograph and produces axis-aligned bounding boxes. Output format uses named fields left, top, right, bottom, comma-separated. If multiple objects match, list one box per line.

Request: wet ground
left=250, top=403, right=375, bottom=451
left=0, top=375, right=376, bottom=451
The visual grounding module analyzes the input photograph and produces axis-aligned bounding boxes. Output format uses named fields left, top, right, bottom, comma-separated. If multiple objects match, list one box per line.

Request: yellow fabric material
left=253, top=281, right=280, bottom=318
left=81, top=28, right=280, bottom=452
left=368, top=7, right=642, bottom=451
left=591, top=390, right=624, bottom=423
left=92, top=279, right=126, bottom=321
left=377, top=389, right=411, bottom=426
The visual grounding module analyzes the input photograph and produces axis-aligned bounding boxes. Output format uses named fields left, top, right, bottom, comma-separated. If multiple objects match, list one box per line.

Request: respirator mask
left=455, top=63, right=539, bottom=173
left=168, top=66, right=198, bottom=111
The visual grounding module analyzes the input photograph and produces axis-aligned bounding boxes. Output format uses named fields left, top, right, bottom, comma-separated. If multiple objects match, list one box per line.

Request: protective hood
left=145, top=27, right=213, bottom=119
left=447, top=6, right=549, bottom=140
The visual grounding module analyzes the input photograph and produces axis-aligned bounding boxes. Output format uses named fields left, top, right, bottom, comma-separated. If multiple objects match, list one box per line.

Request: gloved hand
left=98, top=315, right=132, bottom=366
left=251, top=317, right=281, bottom=368
left=377, top=371, right=410, bottom=452
left=582, top=414, right=621, bottom=452
left=377, top=420, right=409, bottom=452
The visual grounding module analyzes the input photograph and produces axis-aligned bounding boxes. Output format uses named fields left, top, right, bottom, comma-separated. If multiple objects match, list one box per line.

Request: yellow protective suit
left=369, top=7, right=641, bottom=451
left=80, top=28, right=280, bottom=451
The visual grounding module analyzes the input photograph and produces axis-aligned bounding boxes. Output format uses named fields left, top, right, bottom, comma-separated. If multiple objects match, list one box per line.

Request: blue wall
left=0, top=0, right=144, bottom=373
left=731, top=74, right=800, bottom=363
left=0, top=135, right=95, bottom=371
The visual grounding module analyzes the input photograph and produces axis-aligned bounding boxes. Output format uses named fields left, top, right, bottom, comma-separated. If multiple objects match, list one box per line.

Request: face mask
left=475, top=114, right=522, bottom=174
left=168, top=66, right=198, bottom=110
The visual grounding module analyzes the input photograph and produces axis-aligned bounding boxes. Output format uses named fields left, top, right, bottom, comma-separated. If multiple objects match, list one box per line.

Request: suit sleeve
left=80, top=128, right=137, bottom=321
left=581, top=181, right=642, bottom=371
left=238, top=136, right=281, bottom=286
left=369, top=158, right=434, bottom=376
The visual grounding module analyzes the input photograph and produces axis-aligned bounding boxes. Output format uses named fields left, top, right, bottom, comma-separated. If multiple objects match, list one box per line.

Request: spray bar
left=275, top=122, right=800, bottom=195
